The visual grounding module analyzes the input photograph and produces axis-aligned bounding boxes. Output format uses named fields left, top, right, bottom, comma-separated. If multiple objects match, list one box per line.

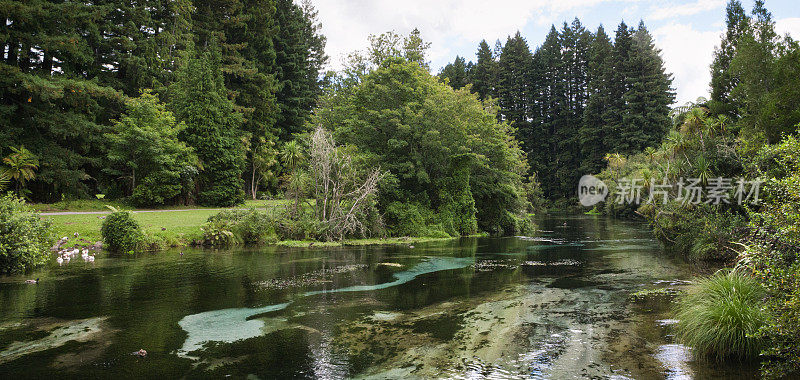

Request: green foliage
left=438, top=55, right=471, bottom=89
left=170, top=53, right=246, bottom=207
left=709, top=0, right=749, bottom=117
left=674, top=270, right=766, bottom=360
left=594, top=106, right=748, bottom=260
left=1, top=0, right=323, bottom=205
left=1, top=146, right=39, bottom=199
left=384, top=202, right=450, bottom=238
left=105, top=91, right=197, bottom=207
left=729, top=1, right=800, bottom=146
left=647, top=203, right=747, bottom=261
left=445, top=19, right=672, bottom=198
left=317, top=58, right=531, bottom=236
left=274, top=211, right=326, bottom=241
left=0, top=194, right=52, bottom=274
left=203, top=209, right=278, bottom=246
left=101, top=210, right=144, bottom=254
left=746, top=135, right=800, bottom=377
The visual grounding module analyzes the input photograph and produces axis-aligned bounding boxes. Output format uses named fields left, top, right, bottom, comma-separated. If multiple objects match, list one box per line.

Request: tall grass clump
left=674, top=269, right=767, bottom=360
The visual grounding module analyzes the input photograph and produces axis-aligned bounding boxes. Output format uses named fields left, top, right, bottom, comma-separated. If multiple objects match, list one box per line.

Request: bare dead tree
left=309, top=126, right=383, bottom=240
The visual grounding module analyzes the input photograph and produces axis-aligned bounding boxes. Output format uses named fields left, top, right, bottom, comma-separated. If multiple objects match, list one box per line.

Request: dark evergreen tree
left=439, top=56, right=471, bottom=89
left=531, top=26, right=567, bottom=197
left=170, top=53, right=246, bottom=206
left=470, top=40, right=498, bottom=100
left=621, top=22, right=674, bottom=151
left=553, top=19, right=591, bottom=196
left=605, top=21, right=633, bottom=154
left=0, top=0, right=126, bottom=200
left=497, top=32, right=533, bottom=126
left=709, top=0, right=749, bottom=117
left=581, top=25, right=614, bottom=174
left=274, top=0, right=319, bottom=139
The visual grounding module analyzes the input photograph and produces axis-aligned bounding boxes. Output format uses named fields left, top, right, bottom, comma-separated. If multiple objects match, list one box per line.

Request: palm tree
left=692, top=155, right=712, bottom=187
left=644, top=147, right=657, bottom=164
left=1, top=146, right=38, bottom=198
left=280, top=140, right=304, bottom=216
left=604, top=153, right=626, bottom=181
left=0, top=171, right=9, bottom=192
left=681, top=107, right=709, bottom=150
left=707, top=115, right=729, bottom=137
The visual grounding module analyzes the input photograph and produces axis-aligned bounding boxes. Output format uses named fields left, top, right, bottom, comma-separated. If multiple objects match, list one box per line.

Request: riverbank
left=39, top=200, right=486, bottom=251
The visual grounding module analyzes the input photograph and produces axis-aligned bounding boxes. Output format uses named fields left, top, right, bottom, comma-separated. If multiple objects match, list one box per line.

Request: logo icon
left=578, top=175, right=608, bottom=206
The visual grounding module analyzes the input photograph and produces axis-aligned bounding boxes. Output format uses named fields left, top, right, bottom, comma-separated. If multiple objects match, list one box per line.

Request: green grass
left=42, top=199, right=291, bottom=243
left=674, top=269, right=767, bottom=361
left=46, top=208, right=222, bottom=242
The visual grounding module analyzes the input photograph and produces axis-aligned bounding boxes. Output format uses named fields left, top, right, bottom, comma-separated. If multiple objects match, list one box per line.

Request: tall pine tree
left=709, top=0, right=749, bottom=117
left=580, top=25, right=613, bottom=174
left=470, top=40, right=497, bottom=100
left=439, top=56, right=470, bottom=89
left=605, top=21, right=633, bottom=154
left=621, top=22, right=674, bottom=152
left=497, top=32, right=533, bottom=126
left=170, top=53, right=246, bottom=206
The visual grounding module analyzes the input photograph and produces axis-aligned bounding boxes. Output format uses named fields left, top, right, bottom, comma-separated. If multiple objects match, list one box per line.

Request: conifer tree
left=621, top=22, right=674, bottom=152
left=497, top=32, right=533, bottom=126
left=439, top=56, right=470, bottom=89
left=532, top=26, right=566, bottom=197
left=553, top=19, right=591, bottom=195
left=274, top=0, right=316, bottom=140
left=470, top=40, right=497, bottom=100
left=605, top=21, right=633, bottom=154
left=709, top=0, right=750, bottom=117
left=170, top=53, right=246, bottom=206
left=581, top=25, right=614, bottom=174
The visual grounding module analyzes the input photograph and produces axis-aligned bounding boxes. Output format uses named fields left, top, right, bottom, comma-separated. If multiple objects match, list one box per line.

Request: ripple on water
left=654, top=344, right=694, bottom=380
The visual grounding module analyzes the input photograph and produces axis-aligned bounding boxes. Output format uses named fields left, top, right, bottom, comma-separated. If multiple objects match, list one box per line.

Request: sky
left=311, top=0, right=800, bottom=105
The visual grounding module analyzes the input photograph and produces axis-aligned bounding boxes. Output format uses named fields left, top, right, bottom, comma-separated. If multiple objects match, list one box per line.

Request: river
left=0, top=215, right=757, bottom=378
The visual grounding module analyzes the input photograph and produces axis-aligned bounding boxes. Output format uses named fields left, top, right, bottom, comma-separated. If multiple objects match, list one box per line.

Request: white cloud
left=648, top=0, right=725, bottom=21
left=312, top=0, right=622, bottom=70
left=652, top=22, right=722, bottom=105
left=776, top=17, right=800, bottom=39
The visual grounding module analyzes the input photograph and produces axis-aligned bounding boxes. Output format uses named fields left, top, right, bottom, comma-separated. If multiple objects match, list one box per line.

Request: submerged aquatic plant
left=674, top=269, right=766, bottom=361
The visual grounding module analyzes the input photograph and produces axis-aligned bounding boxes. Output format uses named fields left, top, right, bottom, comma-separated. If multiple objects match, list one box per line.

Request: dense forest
left=0, top=1, right=534, bottom=240
left=438, top=19, right=674, bottom=198
left=1, top=0, right=326, bottom=206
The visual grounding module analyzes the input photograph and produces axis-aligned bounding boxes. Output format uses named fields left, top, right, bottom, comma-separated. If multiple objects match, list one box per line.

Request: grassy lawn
left=42, top=199, right=290, bottom=242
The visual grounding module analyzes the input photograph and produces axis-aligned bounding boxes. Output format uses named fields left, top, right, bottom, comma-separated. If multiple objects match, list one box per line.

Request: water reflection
left=0, top=216, right=758, bottom=378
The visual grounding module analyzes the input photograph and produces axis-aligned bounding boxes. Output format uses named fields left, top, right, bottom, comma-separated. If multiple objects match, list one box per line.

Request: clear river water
left=0, top=215, right=758, bottom=379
